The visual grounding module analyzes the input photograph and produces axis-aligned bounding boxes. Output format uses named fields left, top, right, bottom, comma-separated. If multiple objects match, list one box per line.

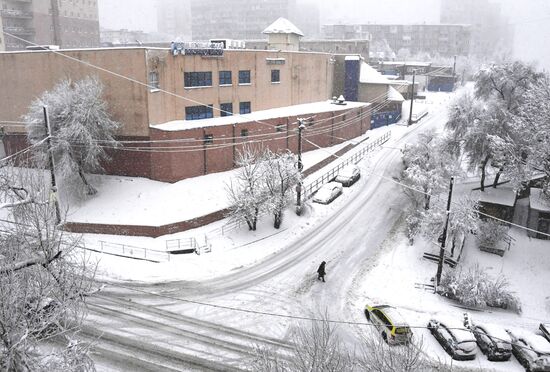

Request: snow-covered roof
left=345, top=55, right=361, bottom=61
left=474, top=187, right=517, bottom=207
left=360, top=62, right=392, bottom=85
left=262, top=18, right=304, bottom=36
left=152, top=100, right=370, bottom=131
left=530, top=188, right=550, bottom=212
left=387, top=86, right=404, bottom=102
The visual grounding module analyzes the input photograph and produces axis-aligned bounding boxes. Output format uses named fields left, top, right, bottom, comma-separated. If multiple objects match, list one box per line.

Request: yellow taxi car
left=364, top=304, right=413, bottom=345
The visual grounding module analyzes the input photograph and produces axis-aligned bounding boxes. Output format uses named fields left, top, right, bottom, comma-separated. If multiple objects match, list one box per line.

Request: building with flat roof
left=322, top=23, right=472, bottom=58
left=1, top=0, right=99, bottom=50
left=0, top=46, right=374, bottom=181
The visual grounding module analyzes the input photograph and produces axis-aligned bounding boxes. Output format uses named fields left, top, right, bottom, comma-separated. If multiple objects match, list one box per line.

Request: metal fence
left=79, top=241, right=171, bottom=262
left=303, top=131, right=391, bottom=199
left=165, top=236, right=212, bottom=255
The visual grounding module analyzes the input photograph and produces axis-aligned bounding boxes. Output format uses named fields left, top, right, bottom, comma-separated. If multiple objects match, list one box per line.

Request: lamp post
left=295, top=119, right=306, bottom=215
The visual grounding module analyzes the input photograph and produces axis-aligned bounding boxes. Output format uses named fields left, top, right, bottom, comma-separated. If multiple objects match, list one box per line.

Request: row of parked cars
left=364, top=303, right=550, bottom=371
left=312, top=165, right=361, bottom=204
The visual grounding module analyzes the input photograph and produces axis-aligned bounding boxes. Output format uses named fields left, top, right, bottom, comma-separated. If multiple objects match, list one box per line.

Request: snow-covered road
left=87, top=97, right=454, bottom=371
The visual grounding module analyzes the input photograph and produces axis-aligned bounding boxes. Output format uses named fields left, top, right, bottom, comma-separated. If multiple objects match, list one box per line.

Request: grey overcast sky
left=98, top=0, right=550, bottom=70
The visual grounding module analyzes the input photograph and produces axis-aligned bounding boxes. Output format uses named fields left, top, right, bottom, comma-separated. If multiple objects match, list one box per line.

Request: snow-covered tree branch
left=23, top=76, right=120, bottom=197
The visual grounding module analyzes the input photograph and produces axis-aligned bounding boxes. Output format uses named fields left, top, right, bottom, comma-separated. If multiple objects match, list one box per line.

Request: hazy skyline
left=97, top=0, right=550, bottom=70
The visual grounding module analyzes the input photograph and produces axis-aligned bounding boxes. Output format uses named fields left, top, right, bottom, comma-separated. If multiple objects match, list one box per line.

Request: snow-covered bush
left=477, top=220, right=508, bottom=248
left=439, top=264, right=521, bottom=313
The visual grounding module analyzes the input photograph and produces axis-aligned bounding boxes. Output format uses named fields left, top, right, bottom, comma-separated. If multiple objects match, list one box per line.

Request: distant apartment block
left=0, top=0, right=99, bottom=50
left=157, top=0, right=191, bottom=40
left=190, top=0, right=319, bottom=40
left=322, top=23, right=472, bottom=57
left=440, top=0, right=513, bottom=57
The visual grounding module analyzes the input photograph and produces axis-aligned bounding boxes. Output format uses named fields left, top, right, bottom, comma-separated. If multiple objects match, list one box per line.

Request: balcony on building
left=1, top=9, right=33, bottom=19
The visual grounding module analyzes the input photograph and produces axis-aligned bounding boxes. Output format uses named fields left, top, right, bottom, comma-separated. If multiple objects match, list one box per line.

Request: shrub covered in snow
left=477, top=220, right=508, bottom=248
left=439, top=264, right=521, bottom=314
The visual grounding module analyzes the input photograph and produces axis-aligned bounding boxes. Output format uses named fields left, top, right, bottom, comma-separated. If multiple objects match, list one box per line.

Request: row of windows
left=185, top=102, right=251, bottom=120
left=149, top=70, right=281, bottom=90
left=183, top=69, right=279, bottom=88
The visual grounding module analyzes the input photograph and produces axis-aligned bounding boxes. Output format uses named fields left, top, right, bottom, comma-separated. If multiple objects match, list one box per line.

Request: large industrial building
left=0, top=45, right=375, bottom=182
left=0, top=0, right=99, bottom=51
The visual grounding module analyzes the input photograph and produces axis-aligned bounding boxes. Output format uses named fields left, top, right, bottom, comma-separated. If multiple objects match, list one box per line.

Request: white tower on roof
left=262, top=17, right=304, bottom=52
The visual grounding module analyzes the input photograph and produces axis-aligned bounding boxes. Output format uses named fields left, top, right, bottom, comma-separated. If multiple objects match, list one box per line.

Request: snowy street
left=85, top=95, right=458, bottom=371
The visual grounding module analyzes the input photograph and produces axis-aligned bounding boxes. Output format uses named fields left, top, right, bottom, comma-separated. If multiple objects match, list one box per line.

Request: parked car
left=541, top=323, right=550, bottom=343
left=313, top=182, right=343, bottom=204
left=507, top=329, right=550, bottom=372
left=335, top=165, right=361, bottom=187
left=427, top=318, right=478, bottom=360
left=364, top=304, right=412, bottom=345
left=472, top=323, right=512, bottom=361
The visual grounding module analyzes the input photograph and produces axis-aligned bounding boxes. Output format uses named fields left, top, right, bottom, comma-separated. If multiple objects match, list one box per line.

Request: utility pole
left=452, top=55, right=457, bottom=77
left=435, top=177, right=454, bottom=287
left=43, top=106, right=61, bottom=225
left=408, top=69, right=416, bottom=126
left=295, top=119, right=306, bottom=215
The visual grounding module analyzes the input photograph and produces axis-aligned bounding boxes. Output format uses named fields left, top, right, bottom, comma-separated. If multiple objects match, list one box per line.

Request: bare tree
left=0, top=160, right=97, bottom=371
left=226, top=146, right=268, bottom=231
left=251, top=317, right=356, bottom=372
left=264, top=150, right=301, bottom=229
left=23, top=76, right=120, bottom=196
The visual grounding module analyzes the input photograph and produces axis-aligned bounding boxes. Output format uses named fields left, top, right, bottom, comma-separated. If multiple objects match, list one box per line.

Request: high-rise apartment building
left=190, top=0, right=319, bottom=40
left=157, top=0, right=191, bottom=40
left=440, top=0, right=512, bottom=57
left=1, top=0, right=99, bottom=51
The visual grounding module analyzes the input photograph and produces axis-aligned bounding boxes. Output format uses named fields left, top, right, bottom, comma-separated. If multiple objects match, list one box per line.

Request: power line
left=99, top=282, right=545, bottom=354
left=2, top=31, right=280, bottom=131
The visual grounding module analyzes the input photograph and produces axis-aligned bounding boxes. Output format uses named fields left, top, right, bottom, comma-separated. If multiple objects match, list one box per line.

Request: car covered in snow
left=506, top=329, right=550, bottom=372
left=541, top=323, right=550, bottom=343
left=364, top=304, right=412, bottom=345
left=427, top=318, right=478, bottom=360
left=312, top=182, right=343, bottom=204
left=472, top=323, right=512, bottom=361
left=334, top=165, right=361, bottom=187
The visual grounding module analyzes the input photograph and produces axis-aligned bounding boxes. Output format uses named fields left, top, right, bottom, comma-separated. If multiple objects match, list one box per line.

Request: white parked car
left=313, top=182, right=343, bottom=204
left=335, top=165, right=361, bottom=187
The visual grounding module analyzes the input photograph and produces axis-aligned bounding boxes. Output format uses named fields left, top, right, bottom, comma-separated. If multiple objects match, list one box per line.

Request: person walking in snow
left=317, top=261, right=326, bottom=282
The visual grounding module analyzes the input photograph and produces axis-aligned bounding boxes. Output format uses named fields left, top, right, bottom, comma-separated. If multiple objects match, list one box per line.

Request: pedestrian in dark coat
left=317, top=261, right=326, bottom=282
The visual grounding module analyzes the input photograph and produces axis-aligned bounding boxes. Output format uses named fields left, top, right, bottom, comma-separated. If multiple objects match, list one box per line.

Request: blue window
left=271, top=69, right=280, bottom=83
left=239, top=102, right=251, bottom=114
left=238, top=70, right=251, bottom=84
left=184, top=72, right=212, bottom=87
left=220, top=103, right=233, bottom=117
left=185, top=105, right=213, bottom=120
left=219, top=71, right=232, bottom=85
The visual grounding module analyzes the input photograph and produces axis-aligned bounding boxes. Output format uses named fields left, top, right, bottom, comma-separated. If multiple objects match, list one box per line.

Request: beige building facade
left=0, top=46, right=346, bottom=180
